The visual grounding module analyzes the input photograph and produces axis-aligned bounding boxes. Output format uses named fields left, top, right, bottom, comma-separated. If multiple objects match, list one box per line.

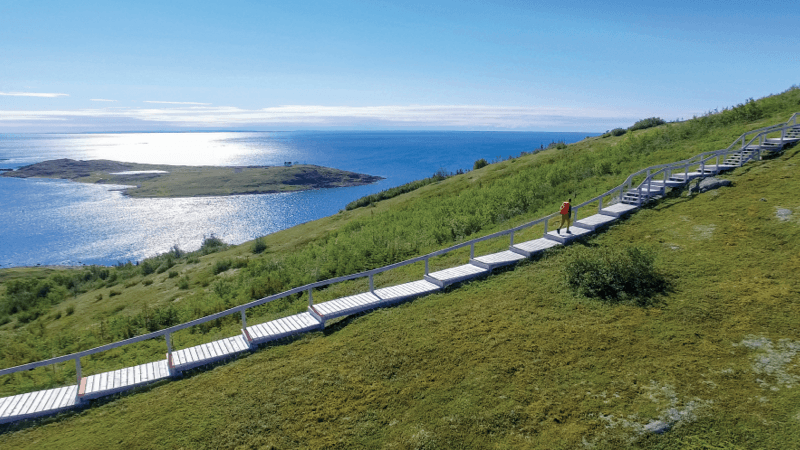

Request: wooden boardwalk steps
left=170, top=335, right=251, bottom=373
left=574, top=213, right=618, bottom=231
left=373, top=280, right=441, bottom=306
left=0, top=385, right=78, bottom=424
left=424, top=263, right=489, bottom=288
left=543, top=225, right=593, bottom=244
left=80, top=360, right=170, bottom=400
left=311, top=292, right=384, bottom=321
left=244, top=312, right=323, bottom=346
left=599, top=203, right=639, bottom=217
left=510, top=237, right=562, bottom=257
left=2, top=115, right=797, bottom=425
left=470, top=250, right=527, bottom=270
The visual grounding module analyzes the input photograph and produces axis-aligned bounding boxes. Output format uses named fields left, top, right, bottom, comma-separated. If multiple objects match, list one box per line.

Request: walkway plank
left=599, top=203, right=639, bottom=217
left=574, top=213, right=618, bottom=231
left=470, top=250, right=527, bottom=270
left=425, top=263, right=489, bottom=288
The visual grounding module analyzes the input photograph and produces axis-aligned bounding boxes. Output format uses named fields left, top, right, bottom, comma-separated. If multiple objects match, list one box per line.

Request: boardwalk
left=1, top=116, right=798, bottom=425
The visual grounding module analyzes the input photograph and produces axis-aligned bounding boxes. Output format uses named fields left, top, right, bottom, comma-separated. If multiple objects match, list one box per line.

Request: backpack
left=560, top=202, right=570, bottom=215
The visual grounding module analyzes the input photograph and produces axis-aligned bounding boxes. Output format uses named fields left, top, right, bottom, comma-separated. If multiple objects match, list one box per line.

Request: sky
left=1, top=0, right=797, bottom=132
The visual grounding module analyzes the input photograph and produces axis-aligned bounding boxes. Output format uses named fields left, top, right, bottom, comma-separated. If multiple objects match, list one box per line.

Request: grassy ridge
left=1, top=139, right=800, bottom=448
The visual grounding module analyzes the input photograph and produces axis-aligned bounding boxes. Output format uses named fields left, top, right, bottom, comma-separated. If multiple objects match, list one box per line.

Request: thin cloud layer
left=143, top=101, right=212, bottom=105
left=90, top=99, right=117, bottom=102
left=0, top=92, right=69, bottom=98
left=0, top=105, right=639, bottom=131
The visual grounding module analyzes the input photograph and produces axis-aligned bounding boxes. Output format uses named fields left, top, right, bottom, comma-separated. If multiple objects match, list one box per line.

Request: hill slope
left=1, top=87, right=800, bottom=448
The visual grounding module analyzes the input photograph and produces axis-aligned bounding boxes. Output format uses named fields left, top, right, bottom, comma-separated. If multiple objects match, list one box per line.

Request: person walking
left=557, top=198, right=571, bottom=234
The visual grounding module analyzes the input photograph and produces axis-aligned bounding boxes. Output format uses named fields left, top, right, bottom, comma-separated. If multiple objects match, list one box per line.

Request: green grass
left=1, top=87, right=799, bottom=447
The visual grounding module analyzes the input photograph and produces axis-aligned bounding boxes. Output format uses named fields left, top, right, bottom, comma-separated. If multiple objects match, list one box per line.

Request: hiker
left=557, top=198, right=571, bottom=234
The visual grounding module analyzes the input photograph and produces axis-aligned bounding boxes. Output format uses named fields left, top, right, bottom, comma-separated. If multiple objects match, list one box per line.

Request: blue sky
left=1, top=0, right=796, bottom=132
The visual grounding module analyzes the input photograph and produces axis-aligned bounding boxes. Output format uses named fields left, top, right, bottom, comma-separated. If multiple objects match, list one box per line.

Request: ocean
left=0, top=131, right=595, bottom=267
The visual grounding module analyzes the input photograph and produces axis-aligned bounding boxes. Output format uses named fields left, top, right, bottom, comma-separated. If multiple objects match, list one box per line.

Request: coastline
left=1, top=158, right=384, bottom=198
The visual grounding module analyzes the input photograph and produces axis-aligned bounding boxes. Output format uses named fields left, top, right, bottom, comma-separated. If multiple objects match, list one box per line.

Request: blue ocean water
left=0, top=131, right=595, bottom=267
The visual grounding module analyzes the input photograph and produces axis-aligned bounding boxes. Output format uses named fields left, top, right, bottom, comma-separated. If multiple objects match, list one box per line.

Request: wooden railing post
left=75, top=356, right=82, bottom=385
left=165, top=332, right=173, bottom=355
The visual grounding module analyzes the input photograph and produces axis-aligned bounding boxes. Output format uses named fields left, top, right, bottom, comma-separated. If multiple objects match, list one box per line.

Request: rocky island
left=1, top=158, right=384, bottom=198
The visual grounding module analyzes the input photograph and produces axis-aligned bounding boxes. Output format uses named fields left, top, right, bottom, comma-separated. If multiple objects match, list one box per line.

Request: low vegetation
left=1, top=86, right=799, bottom=448
left=564, top=245, right=669, bottom=305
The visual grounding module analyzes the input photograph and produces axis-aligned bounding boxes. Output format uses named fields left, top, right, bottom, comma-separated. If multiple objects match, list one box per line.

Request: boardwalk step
left=374, top=280, right=441, bottom=306
left=470, top=250, right=527, bottom=270
left=599, top=202, right=639, bottom=217
left=510, top=237, right=562, bottom=257
left=574, top=213, right=618, bottom=231
left=246, top=312, right=323, bottom=345
left=81, top=360, right=170, bottom=401
left=171, top=335, right=251, bottom=372
left=424, top=263, right=489, bottom=288
left=543, top=225, right=593, bottom=243
left=312, top=292, right=384, bottom=321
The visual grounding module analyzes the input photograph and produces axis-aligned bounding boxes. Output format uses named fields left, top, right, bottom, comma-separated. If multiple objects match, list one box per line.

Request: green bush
left=629, top=117, right=666, bottom=131
left=65, top=305, right=75, bottom=316
left=602, top=128, right=626, bottom=138
left=168, top=270, right=179, bottom=278
left=252, top=237, right=267, bottom=254
left=473, top=158, right=489, bottom=170
left=212, top=259, right=232, bottom=275
left=200, top=234, right=227, bottom=255
left=178, top=276, right=190, bottom=290
left=564, top=246, right=668, bottom=305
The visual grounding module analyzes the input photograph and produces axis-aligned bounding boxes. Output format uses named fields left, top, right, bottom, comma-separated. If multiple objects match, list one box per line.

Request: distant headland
left=1, top=158, right=384, bottom=198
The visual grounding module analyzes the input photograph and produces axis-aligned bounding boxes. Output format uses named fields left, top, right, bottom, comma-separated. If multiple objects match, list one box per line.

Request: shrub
left=473, top=158, right=489, bottom=170
left=252, top=237, right=267, bottom=254
left=200, top=234, right=227, bottom=255
left=564, top=246, right=668, bottom=305
left=109, top=290, right=121, bottom=297
left=140, top=259, right=158, bottom=276
left=143, top=279, right=154, bottom=286
left=178, top=276, right=190, bottom=290
left=212, top=259, right=232, bottom=275
left=66, top=305, right=75, bottom=316
left=629, top=117, right=666, bottom=131
left=168, top=270, right=179, bottom=278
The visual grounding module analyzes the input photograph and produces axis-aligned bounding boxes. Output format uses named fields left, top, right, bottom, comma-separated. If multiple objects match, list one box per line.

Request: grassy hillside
left=0, top=87, right=799, bottom=447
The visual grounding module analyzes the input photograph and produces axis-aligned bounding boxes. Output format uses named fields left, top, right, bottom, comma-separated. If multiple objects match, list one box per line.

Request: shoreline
left=1, top=158, right=384, bottom=198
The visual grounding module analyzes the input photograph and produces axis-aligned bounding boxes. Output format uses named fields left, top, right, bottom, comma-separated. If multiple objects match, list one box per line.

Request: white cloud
left=0, top=104, right=643, bottom=130
left=144, top=101, right=212, bottom=105
left=0, top=92, right=69, bottom=98
left=90, top=99, right=116, bottom=102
